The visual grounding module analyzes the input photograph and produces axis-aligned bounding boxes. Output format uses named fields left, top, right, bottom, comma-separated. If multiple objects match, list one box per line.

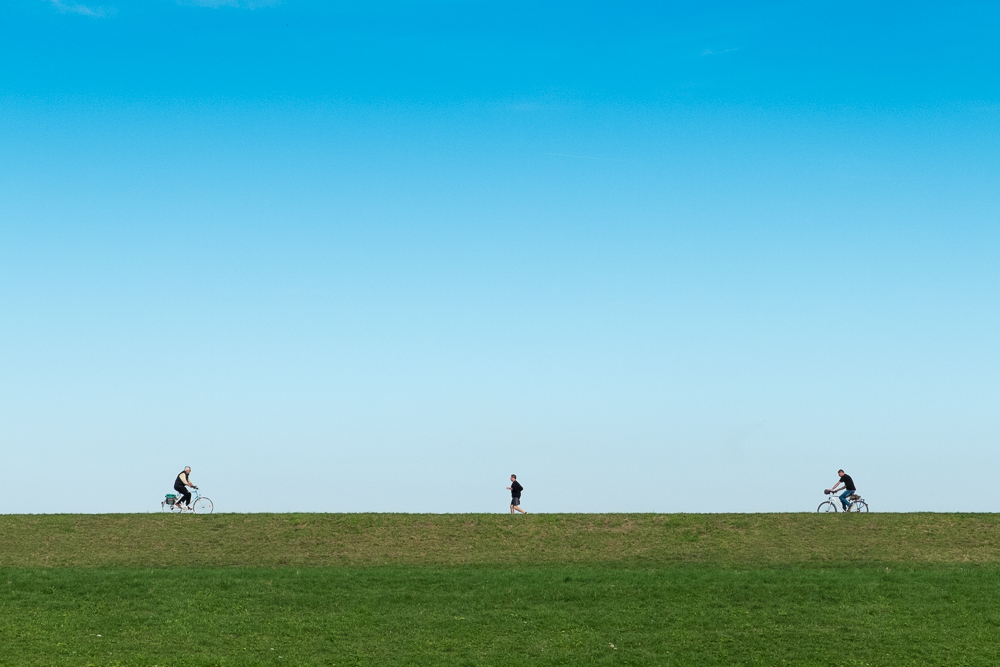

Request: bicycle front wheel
left=193, top=497, right=214, bottom=514
left=817, top=500, right=838, bottom=513
left=850, top=500, right=869, bottom=512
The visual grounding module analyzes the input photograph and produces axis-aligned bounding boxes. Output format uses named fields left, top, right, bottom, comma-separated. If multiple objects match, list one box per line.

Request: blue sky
left=1, top=0, right=998, bottom=513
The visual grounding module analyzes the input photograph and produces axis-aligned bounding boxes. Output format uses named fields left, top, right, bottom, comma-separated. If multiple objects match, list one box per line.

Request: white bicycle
left=162, top=488, right=214, bottom=514
left=817, top=490, right=868, bottom=513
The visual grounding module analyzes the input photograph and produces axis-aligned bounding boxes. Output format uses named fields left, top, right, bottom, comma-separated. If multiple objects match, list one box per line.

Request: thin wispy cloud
left=702, top=48, right=738, bottom=56
left=45, top=0, right=114, bottom=16
left=176, top=0, right=282, bottom=7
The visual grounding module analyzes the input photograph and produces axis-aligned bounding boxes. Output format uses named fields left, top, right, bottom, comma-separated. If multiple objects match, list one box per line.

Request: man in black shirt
left=506, top=474, right=527, bottom=514
left=174, top=466, right=197, bottom=510
left=826, top=469, right=857, bottom=511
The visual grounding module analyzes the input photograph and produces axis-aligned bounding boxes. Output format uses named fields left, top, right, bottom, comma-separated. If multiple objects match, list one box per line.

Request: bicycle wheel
left=817, top=500, right=838, bottom=513
left=193, top=497, right=214, bottom=514
left=850, top=500, right=869, bottom=512
left=161, top=501, right=171, bottom=513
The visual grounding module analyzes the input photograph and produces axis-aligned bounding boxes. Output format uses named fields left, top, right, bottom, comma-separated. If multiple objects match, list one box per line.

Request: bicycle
left=162, top=488, right=214, bottom=514
left=817, top=490, right=868, bottom=513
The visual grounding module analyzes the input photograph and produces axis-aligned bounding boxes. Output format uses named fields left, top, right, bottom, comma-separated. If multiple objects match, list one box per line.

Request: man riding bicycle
left=174, top=466, right=198, bottom=510
left=826, top=469, right=857, bottom=511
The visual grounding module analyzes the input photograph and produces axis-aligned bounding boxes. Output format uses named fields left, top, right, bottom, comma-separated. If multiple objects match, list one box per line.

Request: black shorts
left=511, top=496, right=521, bottom=506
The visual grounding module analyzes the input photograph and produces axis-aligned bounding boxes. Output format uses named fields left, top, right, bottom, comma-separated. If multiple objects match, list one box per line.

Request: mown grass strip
left=2, top=513, right=1000, bottom=568
left=2, top=565, right=999, bottom=666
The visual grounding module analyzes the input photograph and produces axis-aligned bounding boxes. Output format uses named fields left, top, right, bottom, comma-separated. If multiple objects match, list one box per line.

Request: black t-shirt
left=510, top=481, right=523, bottom=498
left=175, top=471, right=189, bottom=490
left=840, top=474, right=856, bottom=491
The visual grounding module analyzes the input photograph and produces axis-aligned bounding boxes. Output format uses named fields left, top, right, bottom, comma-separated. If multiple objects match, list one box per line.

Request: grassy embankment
left=2, top=513, right=1000, bottom=666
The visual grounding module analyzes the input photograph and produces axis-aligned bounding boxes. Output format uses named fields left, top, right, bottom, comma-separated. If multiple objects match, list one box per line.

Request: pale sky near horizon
left=1, top=0, right=998, bottom=514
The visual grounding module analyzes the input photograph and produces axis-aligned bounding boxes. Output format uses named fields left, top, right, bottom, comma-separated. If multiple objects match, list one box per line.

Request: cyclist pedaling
left=174, top=466, right=198, bottom=510
left=825, top=469, right=858, bottom=511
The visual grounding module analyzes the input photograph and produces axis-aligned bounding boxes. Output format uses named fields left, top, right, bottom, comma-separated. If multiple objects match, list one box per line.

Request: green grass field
left=2, top=513, right=1000, bottom=666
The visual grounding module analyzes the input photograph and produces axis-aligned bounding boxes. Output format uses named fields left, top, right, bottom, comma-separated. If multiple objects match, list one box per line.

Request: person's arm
left=827, top=481, right=843, bottom=493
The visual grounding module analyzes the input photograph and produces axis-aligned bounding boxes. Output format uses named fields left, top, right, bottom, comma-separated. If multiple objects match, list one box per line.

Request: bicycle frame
left=162, top=488, right=212, bottom=514
left=818, top=491, right=868, bottom=513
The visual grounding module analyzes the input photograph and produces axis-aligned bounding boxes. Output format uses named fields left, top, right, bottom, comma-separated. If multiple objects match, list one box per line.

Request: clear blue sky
left=2, top=0, right=998, bottom=513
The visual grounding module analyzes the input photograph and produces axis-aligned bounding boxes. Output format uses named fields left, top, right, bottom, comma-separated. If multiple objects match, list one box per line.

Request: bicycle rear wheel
left=850, top=500, right=869, bottom=512
left=817, top=500, right=838, bottom=513
left=193, top=497, right=214, bottom=514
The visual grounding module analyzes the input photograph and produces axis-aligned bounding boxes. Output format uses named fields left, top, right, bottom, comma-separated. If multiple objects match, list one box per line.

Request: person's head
left=837, top=469, right=845, bottom=476
left=185, top=466, right=192, bottom=473
left=510, top=474, right=516, bottom=481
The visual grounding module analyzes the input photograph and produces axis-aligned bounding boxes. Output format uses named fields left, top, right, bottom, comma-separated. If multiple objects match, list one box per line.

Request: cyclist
left=825, top=469, right=857, bottom=511
left=174, top=466, right=198, bottom=510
